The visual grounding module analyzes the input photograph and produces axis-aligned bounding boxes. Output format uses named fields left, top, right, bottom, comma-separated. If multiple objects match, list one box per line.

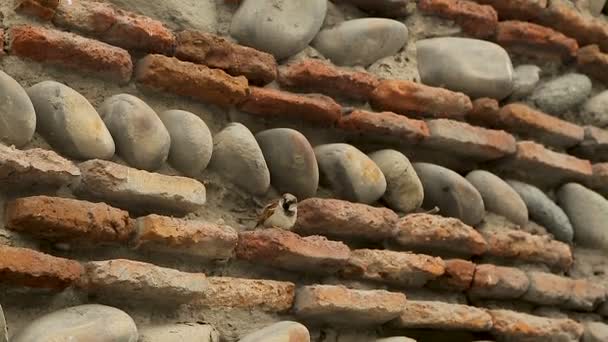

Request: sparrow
left=255, top=193, right=298, bottom=230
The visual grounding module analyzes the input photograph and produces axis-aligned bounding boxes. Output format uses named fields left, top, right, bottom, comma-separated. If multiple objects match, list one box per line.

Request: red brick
left=295, top=198, right=399, bottom=242
left=495, top=21, right=578, bottom=60
left=572, top=126, right=608, bottom=162
left=236, top=229, right=351, bottom=274
left=577, top=44, right=608, bottom=84
left=278, top=59, right=379, bottom=101
left=470, top=264, right=530, bottom=299
left=338, top=109, right=429, bottom=143
left=390, top=300, right=493, bottom=331
left=10, top=25, right=133, bottom=83
left=522, top=271, right=571, bottom=305
left=467, top=97, right=500, bottom=127
left=238, top=87, right=341, bottom=125
left=135, top=54, right=249, bottom=107
left=427, top=259, right=475, bottom=291
left=489, top=309, right=584, bottom=341
left=588, top=163, right=608, bottom=196
left=371, top=79, right=473, bottom=120
left=294, top=285, right=407, bottom=326
left=419, top=0, right=498, bottom=38
left=176, top=30, right=277, bottom=85
left=15, top=0, right=59, bottom=21
left=470, top=0, right=547, bottom=20
left=0, top=245, right=83, bottom=289
left=566, top=279, right=607, bottom=311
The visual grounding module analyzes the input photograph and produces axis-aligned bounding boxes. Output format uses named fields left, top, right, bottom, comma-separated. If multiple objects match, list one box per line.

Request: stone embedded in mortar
left=510, top=64, right=541, bottom=100
left=583, top=322, right=608, bottom=342
left=0, top=71, right=36, bottom=147
left=238, top=321, right=310, bottom=342
left=139, top=323, right=220, bottom=342
left=581, top=90, right=608, bottom=128
left=0, top=304, right=6, bottom=342
left=530, top=73, right=592, bottom=115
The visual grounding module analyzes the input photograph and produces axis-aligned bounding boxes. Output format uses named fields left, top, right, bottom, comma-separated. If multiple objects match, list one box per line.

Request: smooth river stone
left=530, top=73, right=592, bottom=114
left=416, top=37, right=514, bottom=100
left=581, top=90, right=608, bottom=127
left=11, top=304, right=138, bottom=342
left=27, top=81, right=115, bottom=160
left=312, top=18, right=408, bottom=67
left=510, top=64, right=541, bottom=100
left=0, top=71, right=36, bottom=147
left=239, top=321, right=310, bottom=342
left=230, top=0, right=327, bottom=60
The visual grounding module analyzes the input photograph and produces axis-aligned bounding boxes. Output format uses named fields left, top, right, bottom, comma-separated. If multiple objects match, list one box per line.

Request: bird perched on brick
left=255, top=193, right=298, bottom=230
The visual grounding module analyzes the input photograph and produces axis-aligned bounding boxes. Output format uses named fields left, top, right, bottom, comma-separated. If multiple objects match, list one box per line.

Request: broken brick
left=470, top=264, right=530, bottom=299
left=15, top=0, right=59, bottom=21
left=419, top=0, right=498, bottom=38
left=391, top=300, right=493, bottom=331
left=427, top=259, right=475, bottom=292
left=338, top=110, right=430, bottom=143
left=495, top=21, right=578, bottom=60
left=489, top=309, right=584, bottom=341
left=522, top=271, right=571, bottom=306
left=571, top=126, right=608, bottom=162
left=577, top=44, right=608, bottom=84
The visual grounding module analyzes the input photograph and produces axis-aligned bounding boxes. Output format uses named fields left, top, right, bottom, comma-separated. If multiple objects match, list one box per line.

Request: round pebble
left=315, top=143, right=386, bottom=204
left=583, top=322, right=608, bottom=342
left=557, top=183, right=608, bottom=250
left=466, top=170, right=528, bottom=226
left=368, top=149, right=423, bottom=213
left=312, top=18, right=408, bottom=66
left=413, top=163, right=485, bottom=225
left=581, top=90, right=608, bottom=127
left=239, top=321, right=310, bottom=342
left=530, top=73, right=592, bottom=114
left=510, top=64, right=541, bottom=100
left=230, top=0, right=327, bottom=60
left=507, top=180, right=574, bottom=243
left=158, top=109, right=212, bottom=177
left=11, top=304, right=138, bottom=342
left=255, top=128, right=318, bottom=199
left=0, top=71, right=36, bottom=147
left=27, top=81, right=115, bottom=160
left=209, top=123, right=270, bottom=195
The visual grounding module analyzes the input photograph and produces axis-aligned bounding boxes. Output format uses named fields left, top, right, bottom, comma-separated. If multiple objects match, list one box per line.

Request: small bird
left=255, top=193, right=298, bottom=230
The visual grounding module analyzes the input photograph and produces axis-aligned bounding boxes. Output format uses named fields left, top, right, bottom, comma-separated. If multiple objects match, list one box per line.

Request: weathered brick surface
left=6, top=196, right=134, bottom=243
left=338, top=110, right=430, bottom=143
left=419, top=0, right=498, bottom=38
left=294, top=285, right=407, bottom=326
left=396, top=214, right=488, bottom=256
left=467, top=97, right=500, bottom=127
left=0, top=29, right=5, bottom=56
left=176, top=30, right=277, bottom=85
left=471, top=0, right=547, bottom=20
left=15, top=0, right=59, bottom=20
left=522, top=272, right=571, bottom=305
left=423, top=119, right=516, bottom=160
left=10, top=25, right=133, bottom=83
left=135, top=215, right=238, bottom=260
left=571, top=126, right=608, bottom=162
left=342, top=249, right=445, bottom=287
left=566, top=280, right=607, bottom=311
left=577, top=44, right=608, bottom=84
left=77, top=159, right=206, bottom=216
left=489, top=309, right=584, bottom=341
left=197, top=276, right=295, bottom=312
left=589, top=163, right=608, bottom=195
left=427, top=259, right=475, bottom=292
left=470, top=264, right=530, bottom=299
left=238, top=87, right=342, bottom=125
left=495, top=21, right=578, bottom=60
left=135, top=54, right=249, bottom=107
left=295, top=198, right=399, bottom=242
left=236, top=229, right=351, bottom=274
left=390, top=300, right=493, bottom=331
left=370, top=80, right=473, bottom=120
left=54, top=0, right=175, bottom=54
left=80, top=259, right=207, bottom=302
left=0, top=245, right=83, bottom=289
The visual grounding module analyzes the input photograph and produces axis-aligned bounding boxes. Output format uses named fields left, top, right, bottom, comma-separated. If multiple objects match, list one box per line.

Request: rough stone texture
left=238, top=321, right=310, bottom=342
left=294, top=285, right=407, bottom=326
left=390, top=300, right=493, bottom=331
left=344, top=0, right=409, bottom=17
left=571, top=126, right=608, bottom=162
left=279, top=59, right=379, bottom=101
left=489, top=309, right=584, bottom=342
left=342, top=249, right=445, bottom=287
left=135, top=54, right=249, bottom=107
left=583, top=322, right=608, bottom=341
left=295, top=198, right=398, bottom=241
left=80, top=259, right=207, bottom=302
left=495, top=21, right=578, bottom=60
left=419, top=0, right=498, bottom=38
left=470, top=264, right=530, bottom=299
left=10, top=25, right=133, bottom=83
left=471, top=0, right=547, bottom=20
left=577, top=45, right=608, bottom=84
left=0, top=30, right=4, bottom=56
left=0, top=245, right=83, bottom=289
left=522, top=272, right=571, bottom=305
left=371, top=79, right=473, bottom=120
left=0, top=71, right=36, bottom=148
left=581, top=90, right=608, bottom=128
left=175, top=30, right=277, bottom=85
left=135, top=215, right=238, bottom=260
left=396, top=214, right=488, bottom=256
left=238, top=87, right=342, bottom=125
left=565, top=279, right=606, bottom=311
left=197, top=277, right=295, bottom=312
left=15, top=0, right=59, bottom=20
left=427, top=259, right=475, bottom=291
left=236, top=229, right=351, bottom=274
left=510, top=64, right=541, bottom=100
left=6, top=196, right=134, bottom=244
left=467, top=97, right=500, bottom=127
left=529, top=73, right=593, bottom=115
left=77, top=159, right=206, bottom=215
left=338, top=110, right=429, bottom=143
left=139, top=323, right=219, bottom=342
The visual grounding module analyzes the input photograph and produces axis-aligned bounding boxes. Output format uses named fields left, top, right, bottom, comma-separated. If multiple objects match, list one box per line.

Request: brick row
left=571, top=126, right=608, bottom=162
left=489, top=309, right=583, bottom=341
left=470, top=0, right=547, bottom=21
left=495, top=21, right=578, bottom=61
left=338, top=110, right=430, bottom=144
left=577, top=44, right=608, bottom=84
left=15, top=0, right=59, bottom=21
left=418, top=0, right=498, bottom=38
left=390, top=300, right=493, bottom=331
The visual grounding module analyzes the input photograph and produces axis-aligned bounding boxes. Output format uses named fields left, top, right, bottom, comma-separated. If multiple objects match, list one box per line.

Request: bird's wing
left=255, top=201, right=278, bottom=228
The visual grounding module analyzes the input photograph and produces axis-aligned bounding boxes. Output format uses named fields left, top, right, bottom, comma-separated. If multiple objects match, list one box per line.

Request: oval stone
left=0, top=71, right=36, bottom=147
left=98, top=94, right=170, bottom=171
left=581, top=90, right=608, bottom=127
left=314, top=143, right=386, bottom=204
left=239, top=321, right=310, bottom=342
left=510, top=64, right=541, bottom=100
left=413, top=163, right=485, bottom=226
left=27, top=81, right=115, bottom=160
left=255, top=128, right=318, bottom=199
left=11, top=304, right=138, bottom=342
left=368, top=149, right=423, bottom=213
left=466, top=170, right=528, bottom=226
left=557, top=183, right=608, bottom=250
left=416, top=37, right=514, bottom=100
left=158, top=109, right=212, bottom=177
left=312, top=18, right=408, bottom=67
left=209, top=123, right=270, bottom=195
left=530, top=73, right=592, bottom=114
left=230, top=0, right=327, bottom=60
left=507, top=180, right=573, bottom=243
left=583, top=322, right=608, bottom=342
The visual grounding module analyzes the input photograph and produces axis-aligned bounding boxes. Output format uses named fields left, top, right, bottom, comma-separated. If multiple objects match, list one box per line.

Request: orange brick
left=588, top=163, right=608, bottom=196
left=370, top=79, right=472, bottom=120
left=419, top=0, right=498, bottom=38
left=10, top=25, right=133, bottom=83
left=0, top=245, right=83, bottom=289
left=391, top=300, right=493, bottom=331
left=278, top=59, right=379, bottom=101
left=489, top=309, right=584, bottom=341
left=577, top=44, right=608, bottom=84
left=572, top=126, right=608, bottom=162
left=15, top=0, right=59, bottom=20
left=467, top=97, right=500, bottom=127
left=427, top=259, right=475, bottom=291
left=523, top=272, right=572, bottom=306
left=471, top=0, right=547, bottom=20
left=338, top=110, right=429, bottom=143
left=238, top=87, right=342, bottom=125
left=495, top=21, right=578, bottom=60
left=470, top=264, right=530, bottom=299
left=566, top=279, right=606, bottom=311
left=135, top=54, right=249, bottom=107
